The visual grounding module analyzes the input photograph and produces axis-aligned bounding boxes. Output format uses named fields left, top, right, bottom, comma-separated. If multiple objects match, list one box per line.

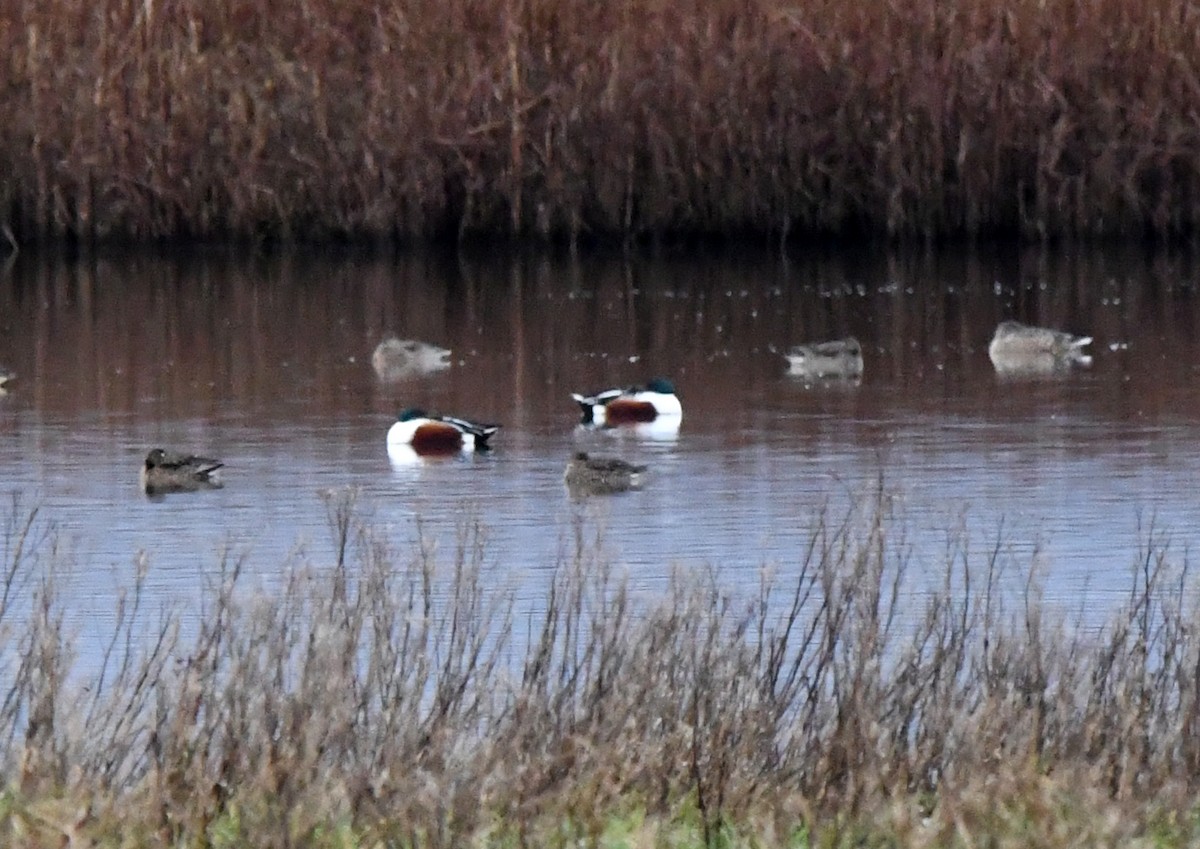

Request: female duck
left=571, top=378, right=682, bottom=426
left=564, top=451, right=647, bottom=496
left=784, top=338, right=864, bottom=380
left=371, top=338, right=452, bottom=381
left=387, top=408, right=500, bottom=455
left=140, top=448, right=224, bottom=495
left=988, top=321, right=1092, bottom=374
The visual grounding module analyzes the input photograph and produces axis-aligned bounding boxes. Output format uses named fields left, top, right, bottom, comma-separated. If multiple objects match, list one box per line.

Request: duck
left=571, top=378, right=682, bottom=426
left=387, top=408, right=500, bottom=455
left=564, top=451, right=647, bottom=496
left=140, top=448, right=224, bottom=495
left=988, top=321, right=1093, bottom=375
left=371, top=337, right=452, bottom=381
left=0, top=369, right=12, bottom=393
left=784, top=337, right=863, bottom=380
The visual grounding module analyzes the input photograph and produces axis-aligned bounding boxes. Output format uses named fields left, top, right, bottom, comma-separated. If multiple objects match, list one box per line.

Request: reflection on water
left=578, top=417, right=683, bottom=443
left=2, top=244, right=1200, bottom=673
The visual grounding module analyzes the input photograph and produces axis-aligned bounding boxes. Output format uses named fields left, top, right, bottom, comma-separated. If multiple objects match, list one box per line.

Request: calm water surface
left=2, top=245, right=1199, bottom=667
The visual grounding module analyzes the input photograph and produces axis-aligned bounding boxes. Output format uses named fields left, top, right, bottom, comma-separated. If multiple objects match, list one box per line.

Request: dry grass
left=2, top=0, right=1200, bottom=246
left=1, top=488, right=1200, bottom=846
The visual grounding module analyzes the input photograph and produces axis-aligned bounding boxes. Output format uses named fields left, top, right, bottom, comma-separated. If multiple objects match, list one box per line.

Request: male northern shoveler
left=571, top=378, right=682, bottom=426
left=387, top=408, right=500, bottom=455
left=988, top=321, right=1093, bottom=375
left=564, top=451, right=647, bottom=496
left=0, top=369, right=13, bottom=392
left=784, top=337, right=864, bottom=380
left=140, top=448, right=224, bottom=495
left=371, top=337, right=452, bottom=381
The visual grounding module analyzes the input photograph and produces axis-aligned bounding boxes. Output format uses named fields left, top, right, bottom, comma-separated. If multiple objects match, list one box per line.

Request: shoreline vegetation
left=2, top=491, right=1200, bottom=846
left=4, top=0, right=1200, bottom=249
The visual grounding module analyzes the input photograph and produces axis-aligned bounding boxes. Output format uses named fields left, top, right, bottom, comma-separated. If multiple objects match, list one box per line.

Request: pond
left=1, top=243, right=1198, bottom=670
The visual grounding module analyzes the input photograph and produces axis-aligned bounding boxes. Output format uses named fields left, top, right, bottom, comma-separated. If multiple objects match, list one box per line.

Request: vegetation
left=2, top=489, right=1200, bottom=847
left=3, top=0, right=1200, bottom=246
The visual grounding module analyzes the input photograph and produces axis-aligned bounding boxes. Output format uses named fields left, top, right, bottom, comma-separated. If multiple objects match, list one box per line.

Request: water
left=1, top=244, right=1199, bottom=668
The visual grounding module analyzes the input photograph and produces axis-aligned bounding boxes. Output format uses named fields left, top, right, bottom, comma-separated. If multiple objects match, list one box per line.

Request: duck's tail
left=571, top=393, right=598, bottom=424
left=1069, top=335, right=1093, bottom=366
left=196, top=460, right=224, bottom=479
left=473, top=424, right=501, bottom=449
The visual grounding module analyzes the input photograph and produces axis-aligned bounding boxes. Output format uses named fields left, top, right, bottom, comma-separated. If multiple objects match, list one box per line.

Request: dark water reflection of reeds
left=1, top=244, right=1200, bottom=672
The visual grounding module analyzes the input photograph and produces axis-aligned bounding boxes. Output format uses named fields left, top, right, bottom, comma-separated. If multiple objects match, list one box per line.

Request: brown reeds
left=2, top=0, right=1200, bottom=247
left=3, top=488, right=1200, bottom=845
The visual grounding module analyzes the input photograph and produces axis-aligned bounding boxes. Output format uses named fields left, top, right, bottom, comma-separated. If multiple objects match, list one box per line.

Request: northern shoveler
left=0, top=369, right=12, bottom=392
left=140, top=448, right=224, bottom=495
left=571, top=378, right=682, bottom=426
left=564, top=451, right=647, bottom=496
left=387, top=408, right=500, bottom=455
left=371, top=338, right=452, bottom=381
left=988, top=321, right=1093, bottom=375
left=784, top=337, right=864, bottom=380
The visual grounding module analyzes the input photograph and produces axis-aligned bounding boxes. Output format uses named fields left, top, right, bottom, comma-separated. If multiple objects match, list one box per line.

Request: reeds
left=2, top=489, right=1200, bottom=845
left=3, top=0, right=1200, bottom=246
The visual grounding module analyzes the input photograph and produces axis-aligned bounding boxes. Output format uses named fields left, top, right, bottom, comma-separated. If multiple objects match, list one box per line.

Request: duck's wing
left=571, top=388, right=625, bottom=406
left=438, top=415, right=501, bottom=441
left=809, top=340, right=844, bottom=355
left=159, top=450, right=223, bottom=475
left=585, top=455, right=646, bottom=474
left=193, top=458, right=224, bottom=476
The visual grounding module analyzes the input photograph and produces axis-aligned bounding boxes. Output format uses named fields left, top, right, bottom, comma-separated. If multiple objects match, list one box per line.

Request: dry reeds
left=2, top=488, right=1200, bottom=846
left=3, top=0, right=1200, bottom=246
